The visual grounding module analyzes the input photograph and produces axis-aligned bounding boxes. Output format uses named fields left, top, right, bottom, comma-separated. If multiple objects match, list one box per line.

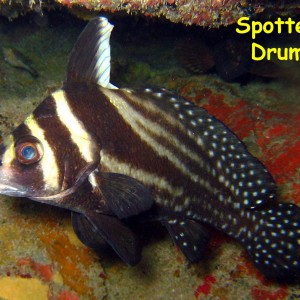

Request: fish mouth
left=0, top=183, right=28, bottom=197
left=30, top=162, right=97, bottom=202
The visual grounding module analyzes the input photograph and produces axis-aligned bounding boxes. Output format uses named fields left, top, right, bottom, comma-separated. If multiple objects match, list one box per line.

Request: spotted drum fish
left=0, top=17, right=299, bottom=281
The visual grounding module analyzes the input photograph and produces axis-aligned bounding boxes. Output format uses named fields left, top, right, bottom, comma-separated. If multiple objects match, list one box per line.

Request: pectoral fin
left=165, top=219, right=210, bottom=262
left=94, top=171, right=154, bottom=219
left=72, top=211, right=141, bottom=266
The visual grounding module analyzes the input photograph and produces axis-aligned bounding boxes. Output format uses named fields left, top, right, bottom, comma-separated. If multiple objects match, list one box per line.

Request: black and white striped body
left=0, top=17, right=300, bottom=281
left=59, top=84, right=300, bottom=280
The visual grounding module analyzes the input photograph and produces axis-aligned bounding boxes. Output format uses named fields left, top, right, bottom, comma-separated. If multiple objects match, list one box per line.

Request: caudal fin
left=245, top=202, right=300, bottom=281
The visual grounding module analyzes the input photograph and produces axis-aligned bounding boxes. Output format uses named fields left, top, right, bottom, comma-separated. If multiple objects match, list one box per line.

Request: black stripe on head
left=12, top=123, right=32, bottom=143
left=33, top=95, right=90, bottom=190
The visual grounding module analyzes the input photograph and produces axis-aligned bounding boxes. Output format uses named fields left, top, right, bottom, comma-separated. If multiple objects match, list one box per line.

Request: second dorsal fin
left=66, top=16, right=117, bottom=89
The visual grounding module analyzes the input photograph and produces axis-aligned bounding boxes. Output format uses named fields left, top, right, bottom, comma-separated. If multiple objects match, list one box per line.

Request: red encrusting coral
left=194, top=275, right=217, bottom=298
left=55, top=290, right=81, bottom=300
left=17, top=258, right=53, bottom=282
left=251, top=286, right=288, bottom=300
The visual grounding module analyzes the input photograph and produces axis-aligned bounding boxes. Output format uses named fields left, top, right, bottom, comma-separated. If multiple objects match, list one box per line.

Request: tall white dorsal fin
left=66, top=16, right=118, bottom=89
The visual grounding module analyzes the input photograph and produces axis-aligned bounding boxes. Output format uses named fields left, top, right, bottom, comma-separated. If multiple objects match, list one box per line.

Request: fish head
left=0, top=95, right=99, bottom=201
left=0, top=15, right=115, bottom=203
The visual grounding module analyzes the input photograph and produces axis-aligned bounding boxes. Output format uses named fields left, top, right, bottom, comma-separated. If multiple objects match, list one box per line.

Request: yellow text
left=252, top=42, right=300, bottom=61
left=236, top=17, right=300, bottom=40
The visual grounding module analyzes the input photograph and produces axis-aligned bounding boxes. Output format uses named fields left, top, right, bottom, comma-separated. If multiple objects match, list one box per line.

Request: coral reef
left=0, top=0, right=300, bottom=27
left=0, top=0, right=48, bottom=20
left=0, top=11, right=299, bottom=300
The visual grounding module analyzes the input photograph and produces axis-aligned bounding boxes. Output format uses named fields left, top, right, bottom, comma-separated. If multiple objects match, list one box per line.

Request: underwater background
left=0, top=6, right=299, bottom=300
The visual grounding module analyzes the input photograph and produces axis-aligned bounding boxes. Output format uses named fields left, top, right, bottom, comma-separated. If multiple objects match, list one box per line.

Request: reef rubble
left=0, top=0, right=299, bottom=27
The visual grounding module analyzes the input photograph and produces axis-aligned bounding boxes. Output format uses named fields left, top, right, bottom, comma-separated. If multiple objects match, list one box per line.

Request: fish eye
left=15, top=137, right=43, bottom=165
